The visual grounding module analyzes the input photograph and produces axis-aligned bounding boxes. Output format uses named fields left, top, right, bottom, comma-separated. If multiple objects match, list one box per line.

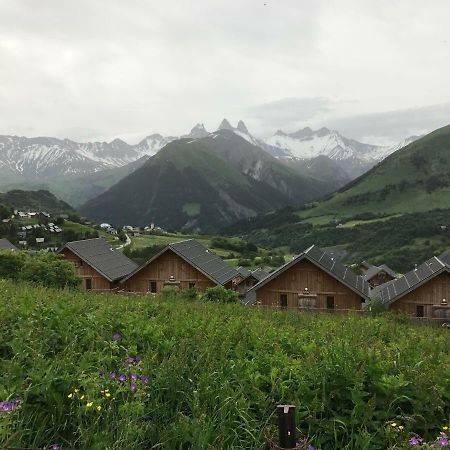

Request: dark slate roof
left=0, top=238, right=18, bottom=251
left=237, top=266, right=251, bottom=277
left=251, top=268, right=270, bottom=281
left=363, top=264, right=397, bottom=282
left=377, top=256, right=449, bottom=305
left=246, top=244, right=370, bottom=301
left=361, top=260, right=373, bottom=270
left=60, top=238, right=138, bottom=282
left=122, top=239, right=239, bottom=285
left=438, top=251, right=450, bottom=265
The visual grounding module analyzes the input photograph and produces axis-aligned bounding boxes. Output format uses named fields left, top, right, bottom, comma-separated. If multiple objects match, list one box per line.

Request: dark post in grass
left=277, top=404, right=296, bottom=449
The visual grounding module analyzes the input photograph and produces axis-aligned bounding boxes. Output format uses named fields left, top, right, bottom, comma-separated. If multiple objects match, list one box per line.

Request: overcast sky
left=1, top=0, right=450, bottom=145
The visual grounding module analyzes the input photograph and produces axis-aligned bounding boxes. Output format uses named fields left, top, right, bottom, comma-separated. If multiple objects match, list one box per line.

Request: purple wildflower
left=135, top=357, right=142, bottom=362
left=112, top=332, right=121, bottom=341
left=50, top=445, right=61, bottom=450
left=0, top=400, right=21, bottom=412
left=130, top=383, right=137, bottom=392
left=126, top=357, right=134, bottom=364
left=130, top=373, right=137, bottom=380
left=119, top=374, right=127, bottom=382
left=306, top=446, right=314, bottom=450
left=439, top=438, right=449, bottom=447
left=110, top=372, right=116, bottom=380
left=141, top=375, right=149, bottom=384
left=409, top=436, right=420, bottom=445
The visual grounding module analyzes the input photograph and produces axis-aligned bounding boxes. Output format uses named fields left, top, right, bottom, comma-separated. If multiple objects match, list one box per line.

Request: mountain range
left=79, top=130, right=332, bottom=233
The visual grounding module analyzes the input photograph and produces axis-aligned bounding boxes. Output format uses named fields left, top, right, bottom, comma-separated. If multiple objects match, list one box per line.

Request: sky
left=1, top=0, right=450, bottom=145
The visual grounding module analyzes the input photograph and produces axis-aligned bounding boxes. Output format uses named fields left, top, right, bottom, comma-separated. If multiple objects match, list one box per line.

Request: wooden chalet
left=0, top=238, right=18, bottom=251
left=58, top=238, right=138, bottom=291
left=121, top=239, right=239, bottom=294
left=363, top=263, right=397, bottom=288
left=375, top=256, right=450, bottom=319
left=245, top=245, right=370, bottom=311
left=235, top=267, right=270, bottom=295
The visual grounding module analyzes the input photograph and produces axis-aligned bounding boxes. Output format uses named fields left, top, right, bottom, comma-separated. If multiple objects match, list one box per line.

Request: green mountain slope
left=0, top=189, right=76, bottom=215
left=299, top=124, right=450, bottom=221
left=0, top=157, right=148, bottom=207
left=227, top=125, right=450, bottom=271
left=80, top=131, right=331, bottom=233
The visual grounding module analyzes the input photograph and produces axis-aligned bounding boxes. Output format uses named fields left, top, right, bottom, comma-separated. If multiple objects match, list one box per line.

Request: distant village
left=2, top=227, right=449, bottom=324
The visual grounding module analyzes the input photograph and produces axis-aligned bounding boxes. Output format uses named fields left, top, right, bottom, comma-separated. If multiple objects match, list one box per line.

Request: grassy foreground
left=0, top=281, right=449, bottom=449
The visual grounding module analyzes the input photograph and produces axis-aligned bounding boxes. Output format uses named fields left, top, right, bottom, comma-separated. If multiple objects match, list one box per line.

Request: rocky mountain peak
left=188, top=123, right=209, bottom=138
left=218, top=118, right=234, bottom=131
left=236, top=120, right=249, bottom=134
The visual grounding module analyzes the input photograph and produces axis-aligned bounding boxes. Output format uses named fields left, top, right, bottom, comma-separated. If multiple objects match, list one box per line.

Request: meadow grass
left=0, top=281, right=449, bottom=449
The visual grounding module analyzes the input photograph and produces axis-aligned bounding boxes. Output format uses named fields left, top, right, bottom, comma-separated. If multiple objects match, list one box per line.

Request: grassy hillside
left=80, top=132, right=331, bottom=233
left=0, top=189, right=75, bottom=215
left=229, top=125, right=450, bottom=271
left=1, top=281, right=449, bottom=449
left=297, top=124, right=450, bottom=221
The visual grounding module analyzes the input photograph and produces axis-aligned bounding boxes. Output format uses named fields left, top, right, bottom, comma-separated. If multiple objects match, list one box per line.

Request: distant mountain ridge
left=80, top=130, right=332, bottom=232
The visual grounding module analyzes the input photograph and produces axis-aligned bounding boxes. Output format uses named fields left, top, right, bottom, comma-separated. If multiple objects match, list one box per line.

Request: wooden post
left=277, top=404, right=296, bottom=449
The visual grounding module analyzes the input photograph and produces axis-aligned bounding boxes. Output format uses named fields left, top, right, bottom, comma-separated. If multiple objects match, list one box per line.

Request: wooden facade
left=62, top=248, right=116, bottom=291
left=367, top=271, right=396, bottom=288
left=235, top=275, right=258, bottom=295
left=254, top=259, right=364, bottom=310
left=389, top=272, right=450, bottom=318
left=122, top=249, right=218, bottom=294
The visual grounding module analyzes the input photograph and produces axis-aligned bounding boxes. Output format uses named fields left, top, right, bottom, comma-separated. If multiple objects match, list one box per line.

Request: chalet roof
left=0, top=238, right=18, bottom=251
left=363, top=264, right=397, bottom=282
left=361, top=260, right=374, bottom=270
left=246, top=245, right=370, bottom=302
left=237, top=266, right=251, bottom=277
left=251, top=268, right=270, bottom=281
left=377, top=256, right=450, bottom=305
left=59, top=238, right=138, bottom=282
left=122, top=239, right=239, bottom=286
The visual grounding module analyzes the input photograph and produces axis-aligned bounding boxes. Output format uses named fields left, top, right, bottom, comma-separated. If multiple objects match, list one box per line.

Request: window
left=280, top=293, right=288, bottom=309
left=326, top=296, right=335, bottom=311
left=189, top=282, right=196, bottom=289
left=149, top=281, right=157, bottom=293
left=416, top=305, right=425, bottom=318
left=85, top=278, right=92, bottom=290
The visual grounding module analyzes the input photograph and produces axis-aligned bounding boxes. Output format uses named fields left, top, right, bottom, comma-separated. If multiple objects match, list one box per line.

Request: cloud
left=245, top=97, right=333, bottom=130
left=324, top=103, right=450, bottom=144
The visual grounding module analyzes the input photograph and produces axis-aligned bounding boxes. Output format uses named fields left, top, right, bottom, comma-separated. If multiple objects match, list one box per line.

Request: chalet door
left=85, top=278, right=92, bottom=290
left=416, top=305, right=425, bottom=318
left=326, top=296, right=335, bottom=312
left=280, top=293, right=288, bottom=309
left=148, top=281, right=157, bottom=293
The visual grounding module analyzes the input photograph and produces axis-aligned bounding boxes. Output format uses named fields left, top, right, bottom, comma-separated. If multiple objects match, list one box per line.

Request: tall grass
left=0, top=280, right=449, bottom=449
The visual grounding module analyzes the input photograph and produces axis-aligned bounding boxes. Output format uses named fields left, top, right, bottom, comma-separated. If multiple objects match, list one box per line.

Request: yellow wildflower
left=398, top=426, right=404, bottom=431
left=96, top=405, right=102, bottom=411
left=74, top=389, right=79, bottom=393
left=80, top=395, right=85, bottom=400
left=391, top=423, right=397, bottom=427
left=444, top=426, right=449, bottom=431
left=67, top=393, right=73, bottom=399
left=105, top=393, right=111, bottom=398
left=86, top=402, right=93, bottom=408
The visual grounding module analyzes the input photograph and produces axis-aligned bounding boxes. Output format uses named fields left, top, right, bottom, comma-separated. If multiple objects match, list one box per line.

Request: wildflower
left=141, top=375, right=149, bottom=384
left=306, top=446, right=314, bottom=450
left=86, top=402, right=93, bottom=408
left=110, top=372, right=116, bottom=380
left=67, top=393, right=73, bottom=399
left=130, top=373, right=137, bottom=380
left=409, top=436, right=420, bottom=445
left=80, top=395, right=85, bottom=400
left=96, top=405, right=102, bottom=411
left=399, top=426, right=404, bottom=431
left=119, top=374, right=127, bottom=382
left=0, top=400, right=21, bottom=412
left=50, top=445, right=61, bottom=450
left=126, top=357, right=134, bottom=364
left=439, top=437, right=449, bottom=447
left=444, top=427, right=449, bottom=431
left=135, top=357, right=142, bottom=362
left=113, top=332, right=121, bottom=341
left=391, top=423, right=398, bottom=427
left=130, top=383, right=137, bottom=392
left=74, top=389, right=79, bottom=393
left=105, top=392, right=111, bottom=398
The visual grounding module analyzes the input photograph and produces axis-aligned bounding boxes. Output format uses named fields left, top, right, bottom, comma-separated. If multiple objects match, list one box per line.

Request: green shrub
left=0, top=250, right=80, bottom=289
left=201, top=285, right=239, bottom=304
left=364, top=297, right=388, bottom=315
